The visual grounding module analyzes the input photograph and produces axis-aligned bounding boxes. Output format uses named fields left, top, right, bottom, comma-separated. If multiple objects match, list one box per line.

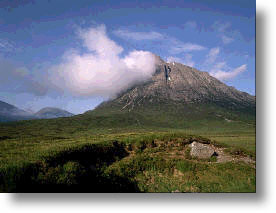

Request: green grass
left=106, top=153, right=255, bottom=193
left=0, top=105, right=255, bottom=192
left=0, top=129, right=255, bottom=192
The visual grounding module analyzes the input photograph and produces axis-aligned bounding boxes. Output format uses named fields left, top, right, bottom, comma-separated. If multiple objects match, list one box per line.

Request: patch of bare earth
left=211, top=146, right=255, bottom=167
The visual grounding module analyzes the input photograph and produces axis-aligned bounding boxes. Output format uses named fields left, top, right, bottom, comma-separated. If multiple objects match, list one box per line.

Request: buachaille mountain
left=85, top=55, right=255, bottom=128
left=34, top=107, right=74, bottom=119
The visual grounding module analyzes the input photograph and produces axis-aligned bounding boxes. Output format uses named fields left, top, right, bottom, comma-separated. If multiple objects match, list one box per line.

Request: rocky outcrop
left=189, top=141, right=216, bottom=159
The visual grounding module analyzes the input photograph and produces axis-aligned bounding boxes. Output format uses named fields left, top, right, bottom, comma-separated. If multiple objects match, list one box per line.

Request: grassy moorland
left=0, top=109, right=255, bottom=193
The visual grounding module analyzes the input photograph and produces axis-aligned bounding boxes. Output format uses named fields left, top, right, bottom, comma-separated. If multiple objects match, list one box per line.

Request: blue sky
left=0, top=0, right=255, bottom=114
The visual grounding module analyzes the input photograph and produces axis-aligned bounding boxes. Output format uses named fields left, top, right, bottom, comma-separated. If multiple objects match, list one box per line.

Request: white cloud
left=114, top=29, right=164, bottom=40
left=212, top=21, right=235, bottom=45
left=51, top=25, right=157, bottom=98
left=210, top=64, right=247, bottom=81
left=114, top=28, right=205, bottom=55
left=205, top=47, right=220, bottom=64
left=169, top=41, right=206, bottom=54
left=167, top=54, right=195, bottom=67
left=0, top=39, right=15, bottom=52
left=79, top=25, right=124, bottom=57
left=221, top=35, right=234, bottom=44
left=213, top=61, right=227, bottom=70
left=213, top=21, right=231, bottom=33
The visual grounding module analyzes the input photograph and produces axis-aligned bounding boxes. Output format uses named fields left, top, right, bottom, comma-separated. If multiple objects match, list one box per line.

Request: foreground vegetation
left=0, top=113, right=255, bottom=192
left=0, top=101, right=255, bottom=192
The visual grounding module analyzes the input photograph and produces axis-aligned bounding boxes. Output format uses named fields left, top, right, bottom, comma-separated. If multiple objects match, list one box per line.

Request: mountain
left=0, top=101, right=33, bottom=122
left=85, top=56, right=255, bottom=128
left=34, top=107, right=74, bottom=119
left=0, top=101, right=74, bottom=122
left=0, top=56, right=255, bottom=128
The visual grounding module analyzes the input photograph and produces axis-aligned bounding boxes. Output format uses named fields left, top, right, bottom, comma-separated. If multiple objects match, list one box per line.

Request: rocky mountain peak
left=102, top=56, right=254, bottom=112
left=90, top=55, right=255, bottom=121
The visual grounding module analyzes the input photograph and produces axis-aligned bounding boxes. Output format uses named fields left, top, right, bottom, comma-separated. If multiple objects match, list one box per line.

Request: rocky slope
left=94, top=56, right=255, bottom=116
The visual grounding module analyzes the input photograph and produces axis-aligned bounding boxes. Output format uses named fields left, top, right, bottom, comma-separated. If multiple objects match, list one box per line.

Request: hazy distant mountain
left=0, top=101, right=74, bottom=122
left=0, top=101, right=33, bottom=122
left=34, top=107, right=74, bottom=119
left=85, top=55, right=255, bottom=128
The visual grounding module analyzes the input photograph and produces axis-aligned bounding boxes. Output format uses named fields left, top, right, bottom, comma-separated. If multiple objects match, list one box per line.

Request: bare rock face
left=89, top=55, right=255, bottom=124
left=189, top=141, right=216, bottom=159
left=96, top=55, right=255, bottom=112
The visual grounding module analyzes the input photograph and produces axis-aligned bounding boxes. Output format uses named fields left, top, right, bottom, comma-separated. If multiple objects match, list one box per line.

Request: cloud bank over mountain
left=0, top=22, right=251, bottom=103
left=51, top=25, right=157, bottom=98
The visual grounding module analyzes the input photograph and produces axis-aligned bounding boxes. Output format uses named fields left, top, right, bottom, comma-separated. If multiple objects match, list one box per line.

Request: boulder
left=189, top=141, right=216, bottom=159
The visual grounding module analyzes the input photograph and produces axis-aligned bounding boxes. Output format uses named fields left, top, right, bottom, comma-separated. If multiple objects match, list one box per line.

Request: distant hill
left=0, top=101, right=74, bottom=122
left=34, top=107, right=74, bottom=119
left=0, top=101, right=33, bottom=122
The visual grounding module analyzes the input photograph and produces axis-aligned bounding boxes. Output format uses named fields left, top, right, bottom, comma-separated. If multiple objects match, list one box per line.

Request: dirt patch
left=214, top=148, right=234, bottom=163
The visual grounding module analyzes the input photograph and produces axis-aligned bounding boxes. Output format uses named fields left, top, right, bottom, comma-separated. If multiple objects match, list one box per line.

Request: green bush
left=57, top=161, right=85, bottom=185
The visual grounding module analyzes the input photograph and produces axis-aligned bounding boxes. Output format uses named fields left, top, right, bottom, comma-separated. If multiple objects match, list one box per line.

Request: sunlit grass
left=0, top=106, right=255, bottom=192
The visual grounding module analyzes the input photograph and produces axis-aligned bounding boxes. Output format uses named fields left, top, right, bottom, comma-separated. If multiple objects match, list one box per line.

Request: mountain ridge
left=0, top=100, right=33, bottom=122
